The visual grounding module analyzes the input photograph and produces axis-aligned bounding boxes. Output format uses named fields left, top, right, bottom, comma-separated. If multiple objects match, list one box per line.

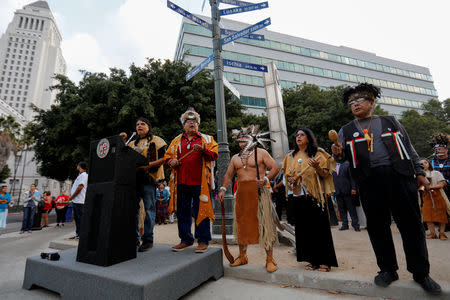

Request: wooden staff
left=221, top=200, right=235, bottom=264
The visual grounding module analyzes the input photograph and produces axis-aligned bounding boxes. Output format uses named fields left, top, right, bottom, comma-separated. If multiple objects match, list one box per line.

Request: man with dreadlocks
left=332, top=83, right=441, bottom=295
left=121, top=117, right=167, bottom=252
left=218, top=125, right=280, bottom=273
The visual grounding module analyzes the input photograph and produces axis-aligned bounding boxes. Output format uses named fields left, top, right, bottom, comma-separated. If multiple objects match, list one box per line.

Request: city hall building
left=174, top=16, right=437, bottom=117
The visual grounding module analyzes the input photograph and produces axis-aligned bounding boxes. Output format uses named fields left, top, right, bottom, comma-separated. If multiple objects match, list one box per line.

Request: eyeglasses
left=185, top=119, right=198, bottom=124
left=347, top=97, right=370, bottom=106
left=296, top=133, right=306, bottom=137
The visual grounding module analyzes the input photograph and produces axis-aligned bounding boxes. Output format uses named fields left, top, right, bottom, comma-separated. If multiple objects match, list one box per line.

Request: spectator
left=0, top=185, right=11, bottom=229
left=332, top=161, right=360, bottom=231
left=420, top=158, right=448, bottom=240
left=69, top=162, right=88, bottom=239
left=283, top=128, right=338, bottom=272
left=156, top=182, right=169, bottom=225
left=40, top=191, right=52, bottom=228
left=55, top=190, right=69, bottom=227
left=20, top=184, right=41, bottom=234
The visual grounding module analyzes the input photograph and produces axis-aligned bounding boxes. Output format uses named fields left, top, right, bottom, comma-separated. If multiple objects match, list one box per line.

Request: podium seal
left=96, top=138, right=110, bottom=158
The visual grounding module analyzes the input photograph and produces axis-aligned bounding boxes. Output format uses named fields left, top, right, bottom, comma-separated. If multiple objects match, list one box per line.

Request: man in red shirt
left=164, top=108, right=218, bottom=253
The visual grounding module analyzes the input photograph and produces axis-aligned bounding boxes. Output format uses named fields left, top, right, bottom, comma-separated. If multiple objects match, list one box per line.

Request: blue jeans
left=73, top=203, right=84, bottom=236
left=21, top=206, right=36, bottom=232
left=177, top=184, right=211, bottom=245
left=136, top=182, right=156, bottom=243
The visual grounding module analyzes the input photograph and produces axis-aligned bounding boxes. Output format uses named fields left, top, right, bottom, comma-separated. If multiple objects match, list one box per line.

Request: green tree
left=0, top=165, right=11, bottom=183
left=422, top=98, right=449, bottom=122
left=30, top=59, right=266, bottom=181
left=0, top=116, right=22, bottom=171
left=283, top=84, right=354, bottom=150
left=399, top=109, right=449, bottom=157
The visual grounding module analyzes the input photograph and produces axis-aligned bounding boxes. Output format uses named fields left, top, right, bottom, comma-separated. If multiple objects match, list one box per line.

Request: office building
left=175, top=16, right=437, bottom=117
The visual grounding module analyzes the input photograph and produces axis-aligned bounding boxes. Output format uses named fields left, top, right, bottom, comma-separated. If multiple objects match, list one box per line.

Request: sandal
left=426, top=232, right=437, bottom=239
left=317, top=265, right=331, bottom=272
left=439, top=233, right=448, bottom=240
left=230, top=255, right=248, bottom=267
left=305, top=263, right=318, bottom=271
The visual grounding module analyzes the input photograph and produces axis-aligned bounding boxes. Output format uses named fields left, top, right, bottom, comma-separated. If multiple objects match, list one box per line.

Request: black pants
left=287, top=195, right=298, bottom=226
left=73, top=203, right=84, bottom=236
left=274, top=192, right=287, bottom=220
left=358, top=166, right=429, bottom=276
left=56, top=207, right=68, bottom=224
left=336, top=194, right=359, bottom=228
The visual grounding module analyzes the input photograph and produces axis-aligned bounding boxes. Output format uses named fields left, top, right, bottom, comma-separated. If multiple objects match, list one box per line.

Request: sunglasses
left=347, top=97, right=371, bottom=106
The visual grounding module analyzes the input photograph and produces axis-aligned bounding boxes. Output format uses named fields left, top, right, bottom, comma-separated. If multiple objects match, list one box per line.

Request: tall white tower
left=0, top=1, right=66, bottom=121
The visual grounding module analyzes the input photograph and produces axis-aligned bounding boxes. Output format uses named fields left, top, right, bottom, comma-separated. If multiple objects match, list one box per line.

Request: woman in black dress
left=282, top=128, right=338, bottom=271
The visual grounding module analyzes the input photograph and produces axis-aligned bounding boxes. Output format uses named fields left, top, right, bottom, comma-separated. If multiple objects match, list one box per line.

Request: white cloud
left=61, top=33, right=110, bottom=83
left=114, top=0, right=184, bottom=66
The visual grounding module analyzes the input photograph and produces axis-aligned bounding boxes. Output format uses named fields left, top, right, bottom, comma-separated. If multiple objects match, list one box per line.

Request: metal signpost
left=168, top=0, right=270, bottom=236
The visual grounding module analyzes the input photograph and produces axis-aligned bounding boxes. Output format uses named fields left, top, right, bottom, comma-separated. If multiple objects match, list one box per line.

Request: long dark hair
left=419, top=157, right=433, bottom=171
left=135, top=117, right=153, bottom=144
left=292, top=128, right=319, bottom=158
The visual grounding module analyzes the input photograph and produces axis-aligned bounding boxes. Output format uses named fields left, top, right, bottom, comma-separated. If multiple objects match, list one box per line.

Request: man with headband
left=332, top=83, right=441, bottom=294
left=218, top=125, right=279, bottom=273
left=122, top=117, right=167, bottom=252
left=164, top=108, right=218, bottom=253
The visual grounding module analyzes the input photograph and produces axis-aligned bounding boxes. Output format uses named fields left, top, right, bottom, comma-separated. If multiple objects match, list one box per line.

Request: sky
left=1, top=0, right=449, bottom=100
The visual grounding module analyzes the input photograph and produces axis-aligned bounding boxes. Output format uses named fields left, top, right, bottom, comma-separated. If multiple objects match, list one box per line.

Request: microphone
left=125, top=132, right=136, bottom=145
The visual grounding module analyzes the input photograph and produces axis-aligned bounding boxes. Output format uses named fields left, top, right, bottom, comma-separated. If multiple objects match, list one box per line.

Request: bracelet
left=220, top=186, right=227, bottom=192
left=264, top=176, right=269, bottom=184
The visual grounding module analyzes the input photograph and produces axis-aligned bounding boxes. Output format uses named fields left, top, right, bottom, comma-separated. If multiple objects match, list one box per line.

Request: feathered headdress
left=429, top=133, right=449, bottom=148
left=232, top=125, right=275, bottom=154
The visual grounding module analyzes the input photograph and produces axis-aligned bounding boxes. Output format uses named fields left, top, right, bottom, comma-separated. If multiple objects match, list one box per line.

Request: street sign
left=223, top=77, right=240, bottom=98
left=220, top=2, right=268, bottom=16
left=167, top=0, right=211, bottom=31
left=223, top=58, right=268, bottom=72
left=221, top=18, right=270, bottom=45
left=167, top=1, right=264, bottom=41
left=221, top=28, right=264, bottom=41
left=186, top=54, right=214, bottom=81
left=219, top=0, right=254, bottom=6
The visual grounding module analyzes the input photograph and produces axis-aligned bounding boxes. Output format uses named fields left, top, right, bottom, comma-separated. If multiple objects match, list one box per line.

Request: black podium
left=77, top=135, right=148, bottom=267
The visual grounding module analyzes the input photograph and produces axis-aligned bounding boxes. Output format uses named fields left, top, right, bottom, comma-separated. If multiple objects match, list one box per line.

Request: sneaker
left=28, top=230, right=32, bottom=233
left=339, top=225, right=349, bottom=231
left=374, top=271, right=399, bottom=287
left=138, top=241, right=153, bottom=252
left=413, top=275, right=441, bottom=295
left=172, top=242, right=192, bottom=252
left=56, top=224, right=60, bottom=228
left=195, top=243, right=208, bottom=253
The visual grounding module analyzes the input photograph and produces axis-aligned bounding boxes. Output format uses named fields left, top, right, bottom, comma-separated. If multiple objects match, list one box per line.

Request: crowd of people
left=1, top=82, right=447, bottom=296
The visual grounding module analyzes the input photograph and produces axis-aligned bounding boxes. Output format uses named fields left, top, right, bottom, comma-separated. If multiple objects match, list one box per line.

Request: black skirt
left=295, top=195, right=338, bottom=267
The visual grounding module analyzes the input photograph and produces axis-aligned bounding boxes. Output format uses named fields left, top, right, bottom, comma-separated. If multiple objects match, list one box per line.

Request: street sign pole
left=210, top=0, right=234, bottom=236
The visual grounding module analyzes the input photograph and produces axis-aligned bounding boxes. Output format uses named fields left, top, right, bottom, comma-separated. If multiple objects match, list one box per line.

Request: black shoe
left=138, top=241, right=153, bottom=252
left=374, top=271, right=399, bottom=287
left=339, top=225, right=349, bottom=231
left=354, top=227, right=361, bottom=232
left=413, top=275, right=441, bottom=295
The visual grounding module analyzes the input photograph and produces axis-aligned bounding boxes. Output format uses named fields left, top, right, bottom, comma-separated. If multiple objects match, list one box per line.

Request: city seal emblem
left=96, top=138, right=110, bottom=159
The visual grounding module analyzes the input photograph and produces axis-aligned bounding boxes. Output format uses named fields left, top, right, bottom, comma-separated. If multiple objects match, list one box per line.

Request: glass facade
left=183, top=44, right=438, bottom=97
left=182, top=23, right=433, bottom=82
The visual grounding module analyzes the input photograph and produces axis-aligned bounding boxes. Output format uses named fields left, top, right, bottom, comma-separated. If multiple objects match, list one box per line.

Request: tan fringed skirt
left=422, top=189, right=448, bottom=224
left=235, top=180, right=259, bottom=244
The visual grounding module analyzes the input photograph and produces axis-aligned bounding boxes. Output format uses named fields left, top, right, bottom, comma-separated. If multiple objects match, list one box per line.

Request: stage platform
left=23, top=244, right=223, bottom=300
